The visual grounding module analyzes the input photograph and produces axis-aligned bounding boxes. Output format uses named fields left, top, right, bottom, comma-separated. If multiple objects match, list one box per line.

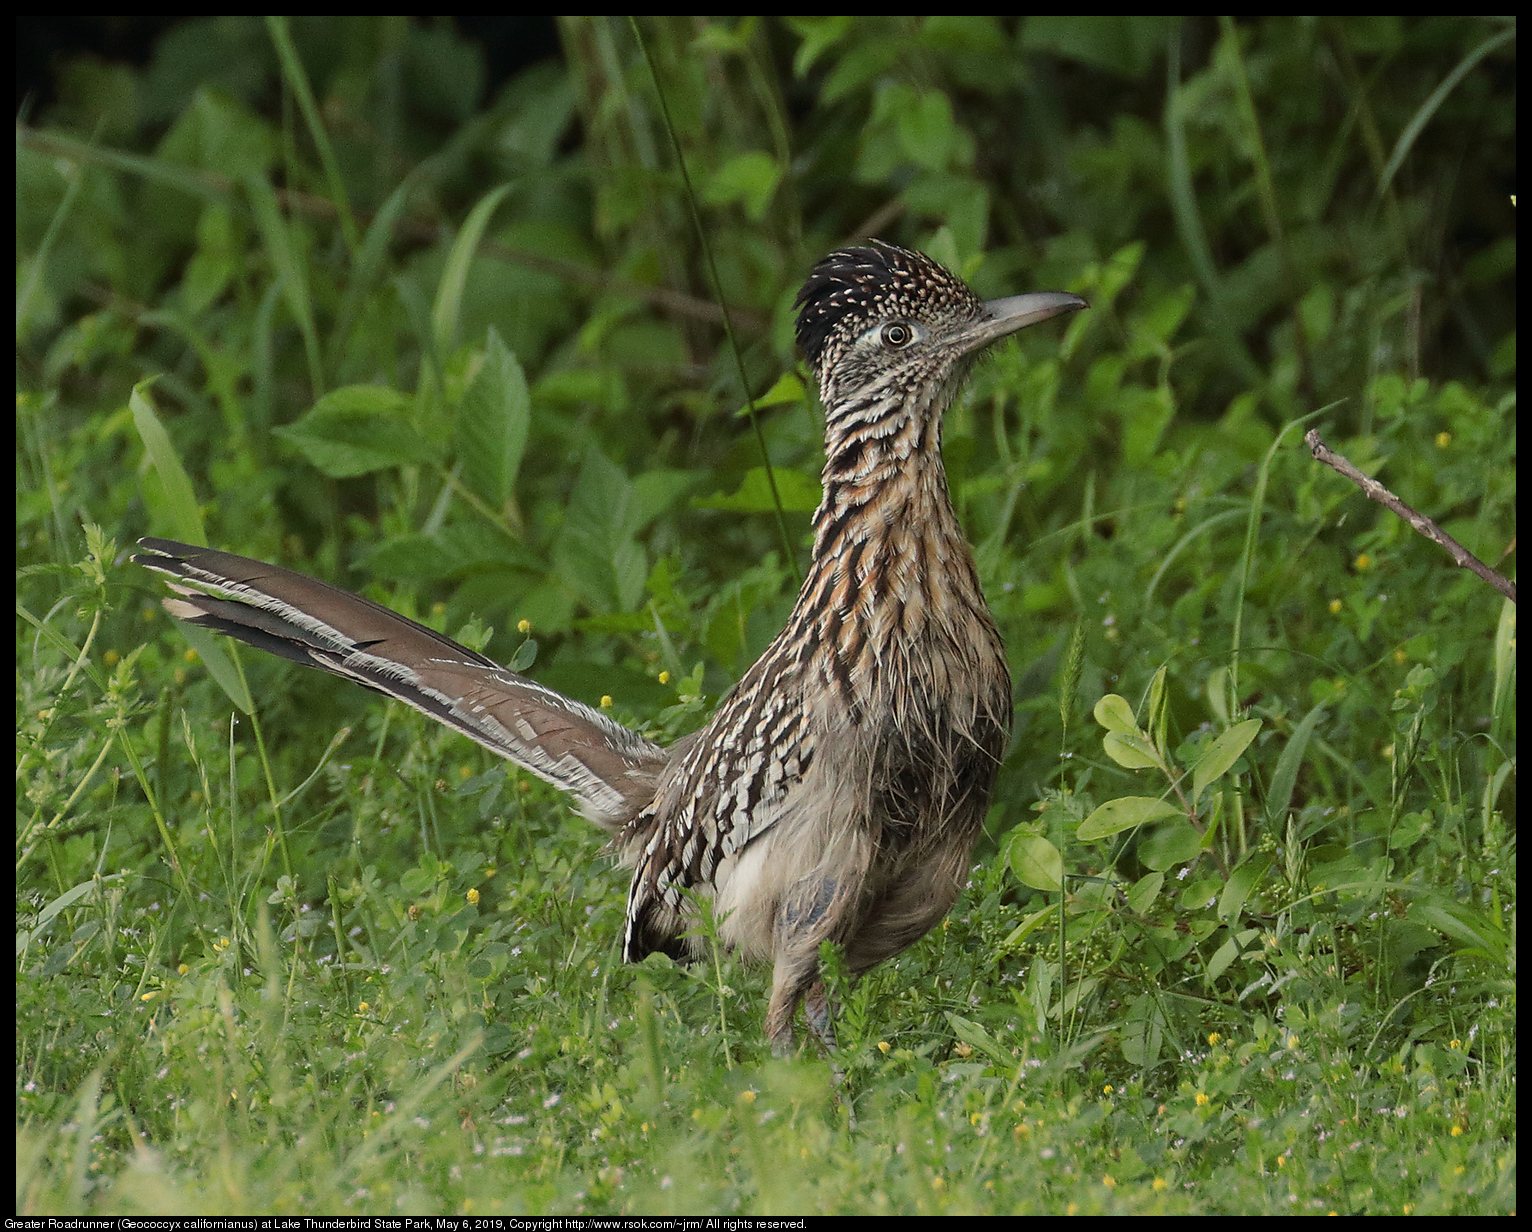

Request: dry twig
left=1305, top=429, right=1515, bottom=604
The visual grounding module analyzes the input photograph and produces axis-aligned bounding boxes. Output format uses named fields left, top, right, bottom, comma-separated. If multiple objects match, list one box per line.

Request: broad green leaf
left=1001, top=904, right=1058, bottom=950
left=820, top=39, right=902, bottom=105
left=131, top=381, right=204, bottom=546
left=693, top=467, right=821, bottom=513
left=507, top=638, right=537, bottom=673
left=19, top=879, right=98, bottom=953
left=132, top=381, right=254, bottom=713
left=1205, top=664, right=1231, bottom=727
left=1191, top=717, right=1262, bottom=804
left=1022, top=957, right=1054, bottom=1032
left=1078, top=795, right=1181, bottom=841
left=1130, top=283, right=1196, bottom=353
left=276, top=385, right=427, bottom=478
left=1218, top=854, right=1271, bottom=922
left=1053, top=975, right=1101, bottom=1019
left=1138, top=822, right=1201, bottom=870
left=1119, top=994, right=1165, bottom=1067
left=1007, top=831, right=1062, bottom=892
left=457, top=326, right=530, bottom=509
left=1408, top=892, right=1509, bottom=967
left=165, top=87, right=275, bottom=182
left=1179, top=878, right=1221, bottom=909
left=703, top=151, right=782, bottom=222
left=552, top=449, right=645, bottom=613
left=632, top=470, right=702, bottom=528
left=1206, top=936, right=1241, bottom=981
left=946, top=1013, right=1013, bottom=1069
left=1093, top=693, right=1139, bottom=735
left=1023, top=17, right=1179, bottom=79
left=785, top=15, right=852, bottom=78
left=182, top=205, right=237, bottom=315
left=1120, top=385, right=1174, bottom=467
left=1126, top=870, right=1163, bottom=914
left=1096, top=240, right=1146, bottom=308
left=737, top=371, right=807, bottom=416
left=1103, top=731, right=1160, bottom=769
left=896, top=89, right=959, bottom=171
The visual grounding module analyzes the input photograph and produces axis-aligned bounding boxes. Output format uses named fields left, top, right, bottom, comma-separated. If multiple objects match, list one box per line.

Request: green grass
left=17, top=16, right=1515, bottom=1214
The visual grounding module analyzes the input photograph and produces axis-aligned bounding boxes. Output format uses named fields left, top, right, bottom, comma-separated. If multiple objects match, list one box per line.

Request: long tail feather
left=133, top=538, right=666, bottom=828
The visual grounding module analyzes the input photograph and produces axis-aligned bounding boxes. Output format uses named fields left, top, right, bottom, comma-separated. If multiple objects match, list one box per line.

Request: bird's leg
left=764, top=974, right=808, bottom=1057
left=802, top=978, right=836, bottom=1052
left=804, top=977, right=854, bottom=1123
left=766, top=872, right=854, bottom=1059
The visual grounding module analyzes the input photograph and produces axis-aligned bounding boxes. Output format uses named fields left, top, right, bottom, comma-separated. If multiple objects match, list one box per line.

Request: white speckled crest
left=794, top=241, right=984, bottom=375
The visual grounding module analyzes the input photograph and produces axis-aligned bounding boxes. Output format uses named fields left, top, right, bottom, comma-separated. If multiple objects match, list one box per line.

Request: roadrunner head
left=794, top=240, right=1086, bottom=410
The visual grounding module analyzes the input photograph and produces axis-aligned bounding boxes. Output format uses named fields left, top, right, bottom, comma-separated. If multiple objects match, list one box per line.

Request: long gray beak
left=958, top=290, right=1088, bottom=354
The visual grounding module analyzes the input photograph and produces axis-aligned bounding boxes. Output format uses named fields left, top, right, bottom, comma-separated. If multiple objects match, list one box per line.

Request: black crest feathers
left=793, top=241, right=983, bottom=372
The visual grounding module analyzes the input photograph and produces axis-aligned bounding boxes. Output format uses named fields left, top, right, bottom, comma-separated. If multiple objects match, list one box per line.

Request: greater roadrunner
left=135, top=242, right=1085, bottom=1051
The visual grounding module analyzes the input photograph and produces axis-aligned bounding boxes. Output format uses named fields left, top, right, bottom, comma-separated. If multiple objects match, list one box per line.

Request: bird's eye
left=881, top=322, right=913, bottom=347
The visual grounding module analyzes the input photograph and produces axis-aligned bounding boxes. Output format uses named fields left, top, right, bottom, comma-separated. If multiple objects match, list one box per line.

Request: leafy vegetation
left=17, top=16, right=1514, bottom=1215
